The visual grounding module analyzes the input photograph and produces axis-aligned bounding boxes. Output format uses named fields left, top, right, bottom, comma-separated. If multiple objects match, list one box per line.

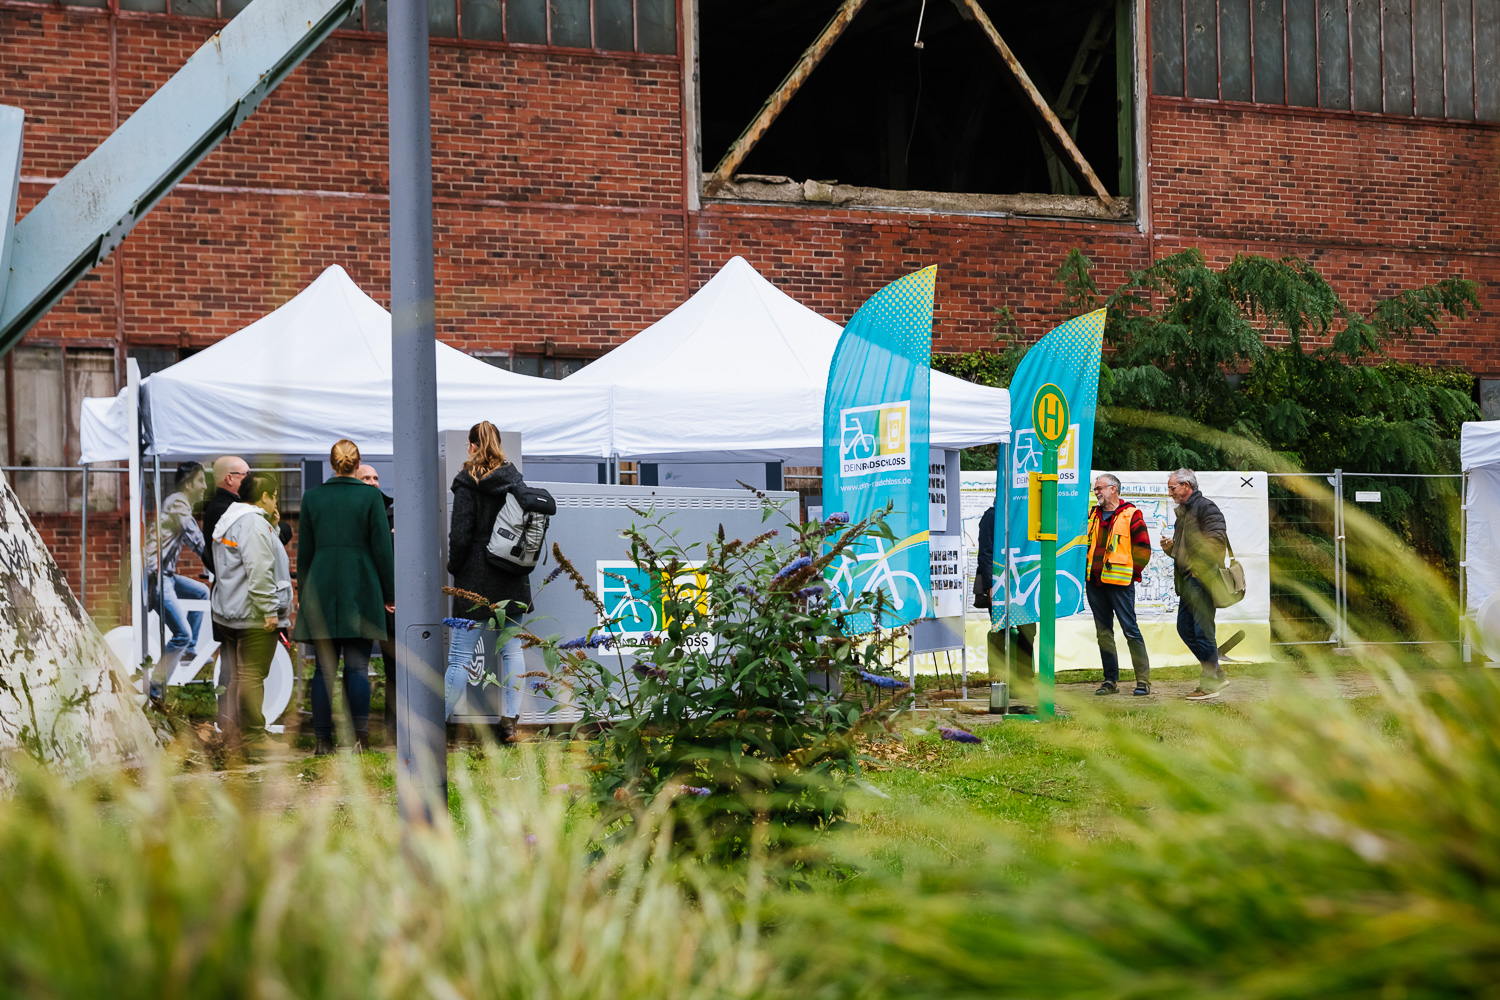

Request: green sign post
left=1031, top=383, right=1070, bottom=720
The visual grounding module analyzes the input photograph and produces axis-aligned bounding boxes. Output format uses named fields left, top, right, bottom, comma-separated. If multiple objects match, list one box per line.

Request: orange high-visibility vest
left=1087, top=503, right=1137, bottom=586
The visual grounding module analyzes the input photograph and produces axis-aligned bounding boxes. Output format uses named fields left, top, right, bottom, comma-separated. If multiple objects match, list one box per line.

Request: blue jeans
left=445, top=616, right=524, bottom=720
left=311, top=638, right=372, bottom=742
left=1177, top=574, right=1225, bottom=687
left=1086, top=579, right=1150, bottom=688
left=155, top=572, right=209, bottom=656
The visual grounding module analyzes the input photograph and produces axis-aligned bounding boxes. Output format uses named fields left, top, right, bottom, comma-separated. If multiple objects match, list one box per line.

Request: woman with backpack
left=445, top=420, right=531, bottom=732
left=293, top=438, right=395, bottom=754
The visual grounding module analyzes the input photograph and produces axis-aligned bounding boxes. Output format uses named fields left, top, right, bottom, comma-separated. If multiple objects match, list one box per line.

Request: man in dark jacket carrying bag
left=1161, top=468, right=1229, bottom=700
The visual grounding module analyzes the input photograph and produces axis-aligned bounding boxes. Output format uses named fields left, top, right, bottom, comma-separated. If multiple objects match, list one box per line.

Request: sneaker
left=1132, top=685, right=1151, bottom=696
left=1185, top=686, right=1223, bottom=701
left=1094, top=682, right=1118, bottom=696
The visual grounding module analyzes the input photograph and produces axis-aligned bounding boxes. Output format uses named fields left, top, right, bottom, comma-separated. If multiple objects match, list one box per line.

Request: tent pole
left=1461, top=469, right=1470, bottom=662
left=153, top=454, right=164, bottom=669
left=79, top=465, right=87, bottom=609
left=1002, top=437, right=1011, bottom=684
left=389, top=0, right=447, bottom=828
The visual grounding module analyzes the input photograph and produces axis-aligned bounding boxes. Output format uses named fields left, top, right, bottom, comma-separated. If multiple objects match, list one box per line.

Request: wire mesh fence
left=1269, top=471, right=1462, bottom=651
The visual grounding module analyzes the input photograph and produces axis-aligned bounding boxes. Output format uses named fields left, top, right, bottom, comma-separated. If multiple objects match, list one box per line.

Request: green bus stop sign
left=1033, top=383, right=1070, bottom=450
left=1029, top=382, right=1070, bottom=721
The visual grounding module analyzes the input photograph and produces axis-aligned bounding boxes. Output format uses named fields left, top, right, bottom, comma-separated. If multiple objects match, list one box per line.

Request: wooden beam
left=954, top=0, right=1114, bottom=207
left=702, top=0, right=869, bottom=197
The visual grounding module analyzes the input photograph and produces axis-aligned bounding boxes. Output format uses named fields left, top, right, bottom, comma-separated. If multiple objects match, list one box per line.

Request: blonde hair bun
left=330, top=438, right=362, bottom=477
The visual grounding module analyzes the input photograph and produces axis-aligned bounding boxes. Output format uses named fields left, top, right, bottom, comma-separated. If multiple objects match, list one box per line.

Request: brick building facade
left=1, top=0, right=1497, bottom=621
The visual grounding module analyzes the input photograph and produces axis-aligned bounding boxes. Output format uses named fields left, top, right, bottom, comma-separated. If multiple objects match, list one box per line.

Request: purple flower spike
left=632, top=663, right=668, bottom=682
left=544, top=566, right=565, bottom=584
left=734, top=583, right=758, bottom=597
left=530, top=681, right=548, bottom=692
left=857, top=670, right=908, bottom=690
left=772, top=555, right=813, bottom=582
left=796, top=585, right=824, bottom=600
left=442, top=617, right=480, bottom=631
left=824, top=512, right=850, bottom=525
left=939, top=727, right=982, bottom=745
left=679, top=785, right=712, bottom=797
left=558, top=636, right=589, bottom=650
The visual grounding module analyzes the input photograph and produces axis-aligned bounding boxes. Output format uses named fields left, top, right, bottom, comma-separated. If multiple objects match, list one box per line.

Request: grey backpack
left=485, top=484, right=556, bottom=573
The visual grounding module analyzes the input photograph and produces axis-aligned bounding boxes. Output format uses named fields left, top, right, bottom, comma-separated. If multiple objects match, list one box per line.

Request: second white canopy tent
left=80, top=257, right=1010, bottom=471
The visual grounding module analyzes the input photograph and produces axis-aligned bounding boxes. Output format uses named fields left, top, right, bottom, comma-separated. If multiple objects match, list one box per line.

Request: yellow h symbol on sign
left=1033, top=384, right=1071, bottom=448
left=1041, top=395, right=1062, bottom=439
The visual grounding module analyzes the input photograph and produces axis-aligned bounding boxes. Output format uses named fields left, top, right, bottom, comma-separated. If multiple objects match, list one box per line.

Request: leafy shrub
left=534, top=500, right=911, bottom=861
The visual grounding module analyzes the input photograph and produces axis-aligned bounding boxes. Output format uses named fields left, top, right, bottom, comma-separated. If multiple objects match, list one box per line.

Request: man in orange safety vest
left=1086, top=473, right=1153, bottom=696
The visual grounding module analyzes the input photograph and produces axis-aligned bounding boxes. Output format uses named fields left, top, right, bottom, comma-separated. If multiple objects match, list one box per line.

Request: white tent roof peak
left=79, top=264, right=613, bottom=463
left=566, top=255, right=840, bottom=390
left=562, top=256, right=1009, bottom=463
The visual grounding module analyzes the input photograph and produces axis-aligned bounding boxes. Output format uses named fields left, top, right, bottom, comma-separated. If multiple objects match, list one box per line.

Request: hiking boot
left=354, top=731, right=370, bottom=753
left=1094, top=682, right=1118, bottom=696
left=313, top=737, right=335, bottom=756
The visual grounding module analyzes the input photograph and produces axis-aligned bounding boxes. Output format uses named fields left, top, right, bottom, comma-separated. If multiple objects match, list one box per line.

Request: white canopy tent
left=557, top=256, right=1010, bottom=464
left=79, top=264, right=612, bottom=464
left=1461, top=421, right=1500, bottom=654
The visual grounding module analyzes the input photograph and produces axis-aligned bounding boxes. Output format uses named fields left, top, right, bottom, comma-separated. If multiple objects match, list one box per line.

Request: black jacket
left=1167, top=488, right=1228, bottom=593
left=973, top=505, right=995, bottom=609
left=448, top=463, right=532, bottom=621
left=200, top=487, right=240, bottom=577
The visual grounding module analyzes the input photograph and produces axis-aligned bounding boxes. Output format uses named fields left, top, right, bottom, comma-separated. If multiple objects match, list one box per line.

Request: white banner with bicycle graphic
left=961, top=470, right=1271, bottom=669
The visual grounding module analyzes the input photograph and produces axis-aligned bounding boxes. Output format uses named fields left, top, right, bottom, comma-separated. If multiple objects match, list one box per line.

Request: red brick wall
left=5, top=4, right=1500, bottom=608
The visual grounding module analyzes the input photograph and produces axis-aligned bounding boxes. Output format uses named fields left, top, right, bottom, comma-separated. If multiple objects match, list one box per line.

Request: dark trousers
left=311, top=638, right=372, bottom=742
left=1177, top=574, right=1224, bottom=687
left=1086, top=579, right=1150, bottom=688
left=218, top=625, right=277, bottom=745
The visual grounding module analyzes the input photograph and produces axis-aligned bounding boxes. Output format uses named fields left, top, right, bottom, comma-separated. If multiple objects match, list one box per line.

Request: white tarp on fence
left=958, top=470, right=1272, bottom=670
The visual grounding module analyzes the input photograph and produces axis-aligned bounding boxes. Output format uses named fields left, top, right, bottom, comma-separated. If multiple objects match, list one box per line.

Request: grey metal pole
left=389, top=0, right=447, bottom=825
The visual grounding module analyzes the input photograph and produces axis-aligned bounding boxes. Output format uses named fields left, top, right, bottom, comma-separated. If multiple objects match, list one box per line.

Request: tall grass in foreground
left=772, top=659, right=1500, bottom=998
left=0, top=749, right=764, bottom=999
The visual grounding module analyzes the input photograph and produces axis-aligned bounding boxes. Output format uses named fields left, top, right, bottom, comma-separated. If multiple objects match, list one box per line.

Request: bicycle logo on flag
left=596, top=561, right=715, bottom=651
left=838, top=400, right=912, bottom=478
left=1010, top=425, right=1082, bottom=489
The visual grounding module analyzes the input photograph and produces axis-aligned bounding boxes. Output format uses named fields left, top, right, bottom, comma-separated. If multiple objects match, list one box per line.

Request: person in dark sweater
left=973, top=504, right=1035, bottom=694
left=1085, top=474, right=1154, bottom=696
left=201, top=456, right=251, bottom=579
left=444, top=421, right=531, bottom=730
left=1161, top=468, right=1230, bottom=700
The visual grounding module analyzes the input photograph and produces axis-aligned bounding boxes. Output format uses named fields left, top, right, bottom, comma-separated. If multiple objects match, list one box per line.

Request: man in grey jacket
left=210, top=473, right=291, bottom=754
left=1160, top=468, right=1230, bottom=700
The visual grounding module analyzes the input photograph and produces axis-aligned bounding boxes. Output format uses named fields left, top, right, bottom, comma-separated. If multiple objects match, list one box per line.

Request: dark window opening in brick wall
left=701, top=0, right=1134, bottom=199
left=1, top=346, right=119, bottom=514
left=475, top=350, right=590, bottom=379
left=114, top=0, right=676, bottom=54
left=1151, top=0, right=1500, bottom=122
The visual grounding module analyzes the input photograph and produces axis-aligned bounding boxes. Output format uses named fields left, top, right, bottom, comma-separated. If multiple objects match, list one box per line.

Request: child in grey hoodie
left=210, top=474, right=291, bottom=752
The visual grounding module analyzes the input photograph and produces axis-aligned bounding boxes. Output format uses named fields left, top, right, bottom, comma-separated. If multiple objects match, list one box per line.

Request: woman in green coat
left=293, top=438, right=394, bottom=754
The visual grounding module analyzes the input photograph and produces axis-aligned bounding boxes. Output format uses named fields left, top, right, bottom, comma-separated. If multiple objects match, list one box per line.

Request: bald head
left=356, top=464, right=380, bottom=487
left=212, top=455, right=249, bottom=494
